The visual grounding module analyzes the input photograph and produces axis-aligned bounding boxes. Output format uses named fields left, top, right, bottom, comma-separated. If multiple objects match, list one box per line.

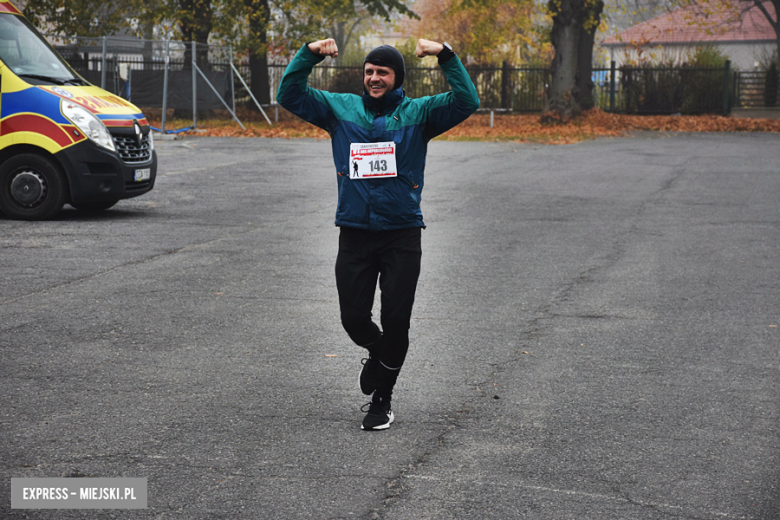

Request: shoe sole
left=361, top=411, right=395, bottom=431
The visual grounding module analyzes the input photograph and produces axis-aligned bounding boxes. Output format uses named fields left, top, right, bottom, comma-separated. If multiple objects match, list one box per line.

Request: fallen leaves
left=195, top=124, right=329, bottom=140
left=442, top=109, right=780, bottom=144
left=150, top=108, right=780, bottom=145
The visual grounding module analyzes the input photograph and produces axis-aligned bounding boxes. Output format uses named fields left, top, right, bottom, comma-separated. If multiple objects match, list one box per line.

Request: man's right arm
left=276, top=39, right=339, bottom=131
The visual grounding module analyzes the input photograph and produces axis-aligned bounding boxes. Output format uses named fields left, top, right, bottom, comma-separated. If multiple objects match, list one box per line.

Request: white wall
left=602, top=42, right=776, bottom=70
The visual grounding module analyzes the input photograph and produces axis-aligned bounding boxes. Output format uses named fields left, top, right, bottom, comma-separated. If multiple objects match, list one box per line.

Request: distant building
left=601, top=1, right=777, bottom=70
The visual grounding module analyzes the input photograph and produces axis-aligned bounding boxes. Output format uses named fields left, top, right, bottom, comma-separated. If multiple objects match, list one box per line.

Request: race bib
left=349, top=142, right=397, bottom=180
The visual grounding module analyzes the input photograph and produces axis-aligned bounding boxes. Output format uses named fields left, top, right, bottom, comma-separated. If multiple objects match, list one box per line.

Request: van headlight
left=61, top=99, right=116, bottom=152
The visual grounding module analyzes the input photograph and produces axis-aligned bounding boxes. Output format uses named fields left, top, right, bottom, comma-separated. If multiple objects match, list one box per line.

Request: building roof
left=602, top=1, right=777, bottom=46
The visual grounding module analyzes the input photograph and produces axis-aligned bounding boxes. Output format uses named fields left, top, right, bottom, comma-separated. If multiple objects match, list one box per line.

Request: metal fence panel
left=47, top=35, right=751, bottom=116
left=52, top=36, right=234, bottom=111
left=594, top=67, right=729, bottom=115
left=593, top=66, right=738, bottom=114
left=735, top=70, right=779, bottom=108
left=263, top=64, right=549, bottom=112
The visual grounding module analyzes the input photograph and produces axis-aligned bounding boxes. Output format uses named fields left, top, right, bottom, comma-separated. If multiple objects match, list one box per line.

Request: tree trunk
left=501, top=60, right=511, bottom=109
left=176, top=0, right=213, bottom=119
left=179, top=0, right=212, bottom=71
left=249, top=51, right=270, bottom=105
left=769, top=0, right=779, bottom=66
left=333, top=21, right=348, bottom=55
left=246, top=0, right=271, bottom=107
left=330, top=17, right=363, bottom=59
left=574, top=0, right=603, bottom=110
left=141, top=21, right=154, bottom=69
left=544, top=0, right=582, bottom=122
left=543, top=0, right=603, bottom=122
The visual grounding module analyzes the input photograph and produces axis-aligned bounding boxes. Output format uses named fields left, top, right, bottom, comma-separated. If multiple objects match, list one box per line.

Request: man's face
left=364, top=64, right=396, bottom=99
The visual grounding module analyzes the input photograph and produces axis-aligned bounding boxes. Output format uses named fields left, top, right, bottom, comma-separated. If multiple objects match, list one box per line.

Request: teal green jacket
left=278, top=45, right=480, bottom=231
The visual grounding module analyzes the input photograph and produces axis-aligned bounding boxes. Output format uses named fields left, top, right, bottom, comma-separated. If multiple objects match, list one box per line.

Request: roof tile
left=603, top=1, right=777, bottom=45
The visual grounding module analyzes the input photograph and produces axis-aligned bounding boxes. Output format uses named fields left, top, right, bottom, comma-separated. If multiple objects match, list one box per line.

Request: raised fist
left=416, top=39, right=444, bottom=58
left=308, top=39, right=339, bottom=58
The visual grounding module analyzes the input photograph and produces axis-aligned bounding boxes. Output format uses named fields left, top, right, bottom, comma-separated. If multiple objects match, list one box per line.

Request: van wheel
left=0, top=154, right=67, bottom=220
left=71, top=200, right=118, bottom=212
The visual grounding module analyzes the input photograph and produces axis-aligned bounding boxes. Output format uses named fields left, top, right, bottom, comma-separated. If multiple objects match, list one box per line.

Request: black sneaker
left=359, top=354, right=379, bottom=395
left=361, top=397, right=394, bottom=431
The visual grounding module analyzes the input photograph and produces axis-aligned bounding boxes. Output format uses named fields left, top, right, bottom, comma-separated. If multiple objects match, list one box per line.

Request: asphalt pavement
left=1, top=132, right=779, bottom=519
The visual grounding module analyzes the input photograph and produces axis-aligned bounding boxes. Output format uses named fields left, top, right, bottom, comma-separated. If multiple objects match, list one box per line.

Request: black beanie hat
left=363, top=45, right=405, bottom=90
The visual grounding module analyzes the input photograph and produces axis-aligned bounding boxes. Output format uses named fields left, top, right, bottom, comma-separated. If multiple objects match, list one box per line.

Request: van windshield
left=0, top=14, right=84, bottom=85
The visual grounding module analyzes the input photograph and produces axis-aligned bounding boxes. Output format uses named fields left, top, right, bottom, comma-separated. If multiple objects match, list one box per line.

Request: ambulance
left=0, top=1, right=157, bottom=220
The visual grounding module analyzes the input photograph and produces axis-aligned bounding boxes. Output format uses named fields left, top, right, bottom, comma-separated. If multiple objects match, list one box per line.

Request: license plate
left=134, top=168, right=151, bottom=182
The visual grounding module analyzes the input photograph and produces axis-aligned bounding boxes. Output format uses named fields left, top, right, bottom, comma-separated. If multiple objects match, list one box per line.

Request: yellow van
left=0, top=0, right=157, bottom=220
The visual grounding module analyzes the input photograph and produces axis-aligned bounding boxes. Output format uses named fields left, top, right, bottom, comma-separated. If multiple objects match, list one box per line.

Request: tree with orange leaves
left=401, top=0, right=539, bottom=65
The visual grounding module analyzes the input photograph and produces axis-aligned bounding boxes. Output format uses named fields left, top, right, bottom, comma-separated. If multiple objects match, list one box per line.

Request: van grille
left=112, top=133, right=152, bottom=164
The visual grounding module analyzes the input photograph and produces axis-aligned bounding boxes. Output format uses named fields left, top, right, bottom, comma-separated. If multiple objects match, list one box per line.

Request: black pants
left=335, top=226, right=422, bottom=371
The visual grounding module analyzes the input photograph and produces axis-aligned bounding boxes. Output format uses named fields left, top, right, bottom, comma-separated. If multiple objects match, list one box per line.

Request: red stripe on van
left=101, top=117, right=150, bottom=128
left=0, top=3, right=22, bottom=14
left=102, top=120, right=134, bottom=127
left=2, top=114, right=73, bottom=147
left=61, top=124, right=87, bottom=143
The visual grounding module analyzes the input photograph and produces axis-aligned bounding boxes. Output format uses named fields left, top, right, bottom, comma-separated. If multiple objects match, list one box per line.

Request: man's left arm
left=416, top=39, right=480, bottom=139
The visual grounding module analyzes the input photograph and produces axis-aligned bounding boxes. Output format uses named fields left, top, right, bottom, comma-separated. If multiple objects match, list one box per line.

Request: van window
left=0, top=14, right=83, bottom=85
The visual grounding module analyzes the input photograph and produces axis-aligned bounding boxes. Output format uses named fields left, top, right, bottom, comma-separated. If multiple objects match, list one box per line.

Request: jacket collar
left=362, top=88, right=405, bottom=114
